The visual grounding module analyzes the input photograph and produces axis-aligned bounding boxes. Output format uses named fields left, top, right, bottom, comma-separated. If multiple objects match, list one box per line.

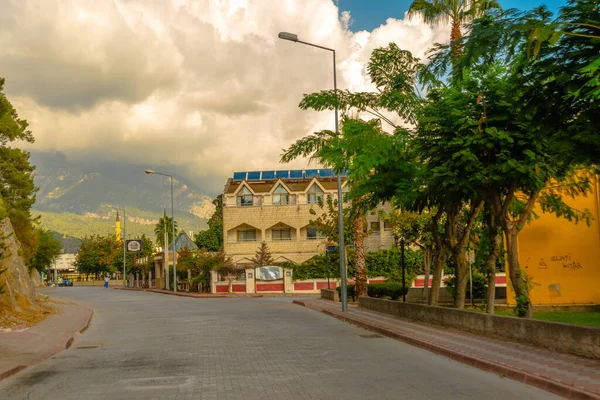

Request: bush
left=367, top=282, right=408, bottom=301
left=336, top=284, right=356, bottom=301
left=445, top=272, right=487, bottom=299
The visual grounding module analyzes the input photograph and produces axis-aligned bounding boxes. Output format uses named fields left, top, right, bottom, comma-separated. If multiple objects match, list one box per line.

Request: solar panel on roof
left=233, top=172, right=247, bottom=180
left=247, top=171, right=261, bottom=181
left=289, top=170, right=303, bottom=179
left=305, top=169, right=318, bottom=178
left=319, top=169, right=333, bottom=177
left=261, top=171, right=275, bottom=180
left=276, top=170, right=289, bottom=179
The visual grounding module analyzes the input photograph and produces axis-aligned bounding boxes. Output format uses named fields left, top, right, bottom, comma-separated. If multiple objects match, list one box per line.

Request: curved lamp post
left=278, top=31, right=348, bottom=312
left=145, top=170, right=177, bottom=293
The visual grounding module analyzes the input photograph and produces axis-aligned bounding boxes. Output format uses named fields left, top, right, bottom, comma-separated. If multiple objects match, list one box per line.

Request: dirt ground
left=0, top=293, right=57, bottom=330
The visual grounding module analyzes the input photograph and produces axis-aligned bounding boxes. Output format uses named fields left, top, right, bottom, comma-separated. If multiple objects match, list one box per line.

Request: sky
left=0, top=0, right=566, bottom=196
left=339, top=0, right=565, bottom=31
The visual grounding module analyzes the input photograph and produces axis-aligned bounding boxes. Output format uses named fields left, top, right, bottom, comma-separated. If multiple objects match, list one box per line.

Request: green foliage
left=195, top=195, right=223, bottom=251
left=336, top=284, right=356, bottom=302
left=74, top=235, right=119, bottom=277
left=365, top=248, right=420, bottom=285
left=367, top=282, right=409, bottom=301
left=250, top=242, right=274, bottom=267
left=154, top=215, right=179, bottom=247
left=29, top=229, right=62, bottom=273
left=445, top=271, right=487, bottom=299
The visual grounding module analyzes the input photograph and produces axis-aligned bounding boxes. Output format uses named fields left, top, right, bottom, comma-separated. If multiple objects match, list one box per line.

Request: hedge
left=367, top=282, right=408, bottom=301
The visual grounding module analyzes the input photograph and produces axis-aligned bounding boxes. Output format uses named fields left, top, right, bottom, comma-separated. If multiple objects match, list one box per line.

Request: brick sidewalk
left=295, top=298, right=600, bottom=400
left=0, top=300, right=93, bottom=381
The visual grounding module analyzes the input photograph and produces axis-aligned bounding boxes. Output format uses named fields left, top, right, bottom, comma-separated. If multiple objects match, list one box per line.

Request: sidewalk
left=295, top=298, right=600, bottom=400
left=0, top=300, right=93, bottom=381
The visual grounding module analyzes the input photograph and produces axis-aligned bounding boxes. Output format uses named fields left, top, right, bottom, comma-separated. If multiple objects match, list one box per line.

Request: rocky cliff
left=0, top=217, right=41, bottom=320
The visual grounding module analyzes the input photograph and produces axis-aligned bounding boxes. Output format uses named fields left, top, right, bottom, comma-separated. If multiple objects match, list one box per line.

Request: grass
left=467, top=308, right=600, bottom=327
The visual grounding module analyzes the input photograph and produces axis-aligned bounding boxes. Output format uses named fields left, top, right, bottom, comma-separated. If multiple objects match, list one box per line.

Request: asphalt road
left=0, top=288, right=559, bottom=400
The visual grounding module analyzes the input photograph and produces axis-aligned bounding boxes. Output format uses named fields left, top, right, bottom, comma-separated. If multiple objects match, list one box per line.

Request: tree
left=214, top=250, right=239, bottom=293
left=0, top=78, right=38, bottom=265
left=195, top=195, right=223, bottom=251
left=250, top=242, right=275, bottom=292
left=74, top=235, right=119, bottom=279
left=29, top=229, right=62, bottom=273
left=407, top=0, right=501, bottom=62
left=154, top=214, right=178, bottom=248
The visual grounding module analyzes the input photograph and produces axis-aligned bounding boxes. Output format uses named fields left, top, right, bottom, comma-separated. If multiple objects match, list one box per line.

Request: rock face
left=0, top=217, right=39, bottom=312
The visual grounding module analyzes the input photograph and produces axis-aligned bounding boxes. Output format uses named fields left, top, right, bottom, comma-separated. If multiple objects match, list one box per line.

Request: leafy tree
left=194, top=195, right=223, bottom=251
left=407, top=0, right=501, bottom=61
left=74, top=235, right=119, bottom=278
left=154, top=214, right=178, bottom=248
left=214, top=250, right=239, bottom=293
left=0, top=78, right=38, bottom=265
left=29, top=229, right=62, bottom=273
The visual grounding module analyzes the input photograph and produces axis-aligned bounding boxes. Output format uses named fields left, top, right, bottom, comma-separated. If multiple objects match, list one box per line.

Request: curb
left=296, top=302, right=599, bottom=400
left=0, top=366, right=26, bottom=382
left=114, top=287, right=265, bottom=299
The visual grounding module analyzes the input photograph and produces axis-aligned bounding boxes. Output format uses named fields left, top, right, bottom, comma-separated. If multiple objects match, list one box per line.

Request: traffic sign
left=326, top=245, right=337, bottom=252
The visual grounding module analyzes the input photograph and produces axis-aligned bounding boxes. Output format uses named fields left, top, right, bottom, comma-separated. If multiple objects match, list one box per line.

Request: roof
left=168, top=232, right=198, bottom=252
left=225, top=178, right=344, bottom=194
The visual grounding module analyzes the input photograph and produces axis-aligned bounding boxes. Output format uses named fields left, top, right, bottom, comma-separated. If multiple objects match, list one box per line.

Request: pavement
left=0, top=297, right=93, bottom=381
left=0, top=287, right=565, bottom=400
left=294, top=298, right=600, bottom=400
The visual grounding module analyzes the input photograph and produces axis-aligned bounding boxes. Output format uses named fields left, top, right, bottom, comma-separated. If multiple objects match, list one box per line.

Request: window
left=384, top=220, right=393, bottom=231
left=236, top=187, right=253, bottom=206
left=370, top=222, right=381, bottom=232
left=237, top=230, right=257, bottom=242
left=307, top=184, right=324, bottom=204
left=306, top=227, right=324, bottom=240
left=272, top=185, right=289, bottom=205
left=272, top=228, right=291, bottom=241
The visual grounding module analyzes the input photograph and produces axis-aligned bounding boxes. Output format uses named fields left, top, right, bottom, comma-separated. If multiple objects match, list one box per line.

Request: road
left=0, top=288, right=559, bottom=400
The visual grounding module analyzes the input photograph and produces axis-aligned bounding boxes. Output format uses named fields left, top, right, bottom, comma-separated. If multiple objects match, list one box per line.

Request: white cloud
left=0, top=0, right=449, bottom=194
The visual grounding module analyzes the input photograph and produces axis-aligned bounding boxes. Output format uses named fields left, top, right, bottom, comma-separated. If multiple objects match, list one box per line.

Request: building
left=507, top=176, right=600, bottom=305
left=222, top=169, right=394, bottom=267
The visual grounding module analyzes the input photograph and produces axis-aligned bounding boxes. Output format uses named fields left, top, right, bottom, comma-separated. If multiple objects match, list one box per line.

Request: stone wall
left=320, top=289, right=340, bottom=302
left=0, top=217, right=39, bottom=312
left=359, top=296, right=600, bottom=359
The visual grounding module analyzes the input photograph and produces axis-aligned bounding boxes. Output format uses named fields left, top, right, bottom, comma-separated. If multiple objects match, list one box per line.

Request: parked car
left=58, top=279, right=73, bottom=287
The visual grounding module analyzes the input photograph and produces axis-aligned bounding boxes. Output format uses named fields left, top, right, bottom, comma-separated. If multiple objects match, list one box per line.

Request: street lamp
left=278, top=31, right=348, bottom=312
left=145, top=169, right=178, bottom=293
left=115, top=208, right=126, bottom=288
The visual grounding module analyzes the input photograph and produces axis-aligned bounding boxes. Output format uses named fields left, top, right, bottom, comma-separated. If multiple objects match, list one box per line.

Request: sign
left=258, top=266, right=282, bottom=281
left=326, top=245, right=337, bottom=252
left=126, top=239, right=143, bottom=252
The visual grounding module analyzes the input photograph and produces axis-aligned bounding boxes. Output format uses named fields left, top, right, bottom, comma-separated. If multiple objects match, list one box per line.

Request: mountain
left=30, top=152, right=213, bottom=246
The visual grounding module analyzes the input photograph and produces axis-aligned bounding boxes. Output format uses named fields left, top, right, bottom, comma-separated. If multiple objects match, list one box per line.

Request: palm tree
left=154, top=214, right=178, bottom=248
left=407, top=0, right=501, bottom=60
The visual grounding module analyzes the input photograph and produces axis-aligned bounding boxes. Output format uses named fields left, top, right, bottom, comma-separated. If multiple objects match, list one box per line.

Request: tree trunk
left=485, top=216, right=502, bottom=314
left=505, top=229, right=532, bottom=318
left=428, top=253, right=446, bottom=306
left=228, top=279, right=233, bottom=293
left=422, top=248, right=432, bottom=299
left=453, top=247, right=469, bottom=309
left=450, top=17, right=463, bottom=63
left=354, top=215, right=368, bottom=297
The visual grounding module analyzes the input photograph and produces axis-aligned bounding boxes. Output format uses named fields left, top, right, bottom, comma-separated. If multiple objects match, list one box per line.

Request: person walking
left=104, top=275, right=110, bottom=289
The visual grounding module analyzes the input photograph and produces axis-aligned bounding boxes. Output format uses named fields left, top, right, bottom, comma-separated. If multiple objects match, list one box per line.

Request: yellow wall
left=507, top=177, right=600, bottom=305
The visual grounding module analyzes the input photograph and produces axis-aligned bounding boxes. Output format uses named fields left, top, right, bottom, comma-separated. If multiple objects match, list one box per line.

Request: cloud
left=0, top=0, right=449, bottom=195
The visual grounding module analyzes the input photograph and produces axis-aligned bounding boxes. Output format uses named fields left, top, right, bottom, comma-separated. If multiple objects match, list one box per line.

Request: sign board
left=326, top=245, right=337, bottom=252
left=258, top=266, right=282, bottom=281
left=126, top=239, right=143, bottom=252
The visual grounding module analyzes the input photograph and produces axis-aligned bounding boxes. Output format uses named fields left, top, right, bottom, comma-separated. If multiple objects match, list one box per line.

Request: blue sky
left=339, top=0, right=566, bottom=32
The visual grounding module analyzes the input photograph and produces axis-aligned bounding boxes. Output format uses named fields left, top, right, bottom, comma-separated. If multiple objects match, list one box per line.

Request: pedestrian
left=104, top=275, right=110, bottom=289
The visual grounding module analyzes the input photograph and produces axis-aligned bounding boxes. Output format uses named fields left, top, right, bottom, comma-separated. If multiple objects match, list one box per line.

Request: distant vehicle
left=58, top=279, right=73, bottom=287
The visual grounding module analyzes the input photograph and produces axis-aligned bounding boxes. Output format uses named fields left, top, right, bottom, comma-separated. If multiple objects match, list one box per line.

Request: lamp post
left=278, top=31, right=348, bottom=312
left=145, top=170, right=177, bottom=293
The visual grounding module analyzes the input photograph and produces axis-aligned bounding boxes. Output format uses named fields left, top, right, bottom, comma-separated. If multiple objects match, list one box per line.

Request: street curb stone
left=293, top=300, right=600, bottom=400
